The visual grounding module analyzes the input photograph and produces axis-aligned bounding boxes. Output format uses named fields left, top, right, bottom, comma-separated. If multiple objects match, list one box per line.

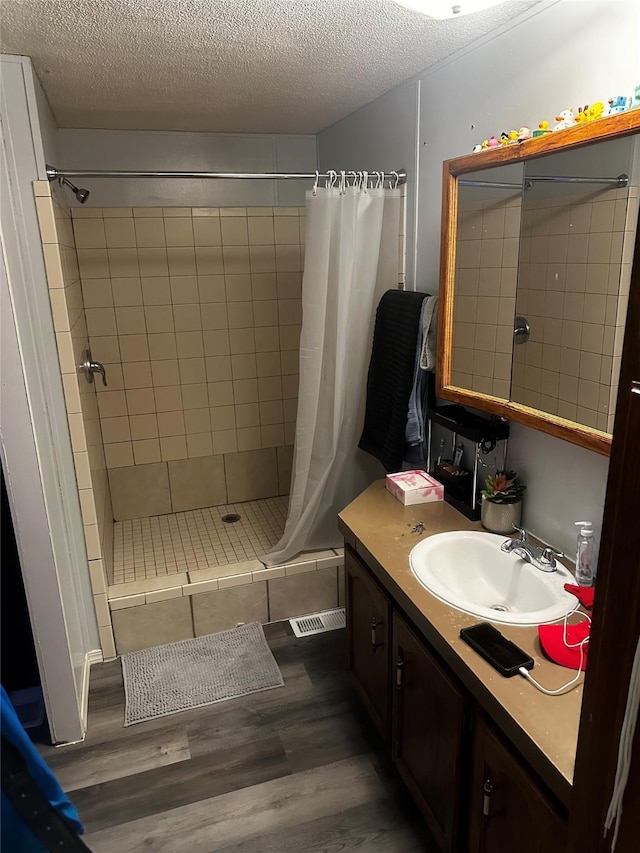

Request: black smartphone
left=460, top=623, right=534, bottom=678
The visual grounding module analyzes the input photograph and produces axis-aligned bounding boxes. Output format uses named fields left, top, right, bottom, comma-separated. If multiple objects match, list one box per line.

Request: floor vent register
left=289, top=608, right=346, bottom=638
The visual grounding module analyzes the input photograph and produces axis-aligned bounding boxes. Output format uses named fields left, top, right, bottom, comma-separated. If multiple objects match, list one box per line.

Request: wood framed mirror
left=437, top=111, right=640, bottom=455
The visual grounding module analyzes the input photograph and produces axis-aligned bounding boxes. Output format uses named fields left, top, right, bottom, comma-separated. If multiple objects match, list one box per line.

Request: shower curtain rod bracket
left=45, top=165, right=408, bottom=185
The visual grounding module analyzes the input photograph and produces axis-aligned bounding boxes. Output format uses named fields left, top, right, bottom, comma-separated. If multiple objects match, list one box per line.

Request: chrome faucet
left=500, top=525, right=564, bottom=573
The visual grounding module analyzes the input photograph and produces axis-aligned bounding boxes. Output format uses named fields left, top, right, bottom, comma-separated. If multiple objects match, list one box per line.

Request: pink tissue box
left=385, top=470, right=444, bottom=506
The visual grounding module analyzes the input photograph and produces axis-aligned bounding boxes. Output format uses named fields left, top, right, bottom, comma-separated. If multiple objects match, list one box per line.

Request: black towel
left=358, top=289, right=428, bottom=472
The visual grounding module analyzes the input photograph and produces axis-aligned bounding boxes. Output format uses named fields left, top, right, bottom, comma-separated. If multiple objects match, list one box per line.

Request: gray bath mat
left=121, top=622, right=284, bottom=726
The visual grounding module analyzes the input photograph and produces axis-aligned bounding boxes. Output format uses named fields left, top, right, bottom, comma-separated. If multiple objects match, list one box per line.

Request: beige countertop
left=338, top=480, right=583, bottom=806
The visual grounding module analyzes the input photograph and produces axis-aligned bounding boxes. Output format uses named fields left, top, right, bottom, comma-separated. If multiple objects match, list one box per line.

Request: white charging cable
left=518, top=605, right=590, bottom=695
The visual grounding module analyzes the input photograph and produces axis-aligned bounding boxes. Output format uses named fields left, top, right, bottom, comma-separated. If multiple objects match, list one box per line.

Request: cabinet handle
left=482, top=778, right=493, bottom=818
left=396, top=655, right=404, bottom=689
left=371, top=617, right=381, bottom=650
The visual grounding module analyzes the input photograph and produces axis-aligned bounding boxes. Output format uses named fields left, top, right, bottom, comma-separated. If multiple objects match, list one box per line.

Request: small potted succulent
left=481, top=470, right=526, bottom=534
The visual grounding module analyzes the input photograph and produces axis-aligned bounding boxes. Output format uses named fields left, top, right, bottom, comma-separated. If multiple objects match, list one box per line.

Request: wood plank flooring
left=41, top=623, right=436, bottom=852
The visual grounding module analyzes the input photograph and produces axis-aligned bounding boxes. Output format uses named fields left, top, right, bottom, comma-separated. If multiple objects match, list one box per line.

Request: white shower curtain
left=263, top=182, right=401, bottom=566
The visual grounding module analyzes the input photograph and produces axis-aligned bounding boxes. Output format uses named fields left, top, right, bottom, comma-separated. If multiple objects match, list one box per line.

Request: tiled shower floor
left=112, top=496, right=288, bottom=585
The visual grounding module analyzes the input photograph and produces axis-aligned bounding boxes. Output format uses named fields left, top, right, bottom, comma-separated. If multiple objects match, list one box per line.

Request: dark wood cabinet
left=468, top=716, right=567, bottom=853
left=344, top=543, right=568, bottom=853
left=345, top=547, right=392, bottom=740
left=392, top=611, right=467, bottom=852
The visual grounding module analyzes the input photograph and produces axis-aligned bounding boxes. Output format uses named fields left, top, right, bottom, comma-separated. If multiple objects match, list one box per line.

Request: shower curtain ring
left=392, top=171, right=399, bottom=189
left=347, top=170, right=357, bottom=187
left=313, top=171, right=319, bottom=195
left=328, top=170, right=337, bottom=188
left=376, top=171, right=384, bottom=189
left=339, top=171, right=347, bottom=194
left=362, top=170, right=369, bottom=192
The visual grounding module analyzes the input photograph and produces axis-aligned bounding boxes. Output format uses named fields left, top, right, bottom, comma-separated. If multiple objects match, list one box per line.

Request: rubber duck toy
left=606, top=95, right=630, bottom=115
left=487, top=135, right=500, bottom=148
left=533, top=120, right=551, bottom=138
left=575, top=105, right=589, bottom=123
left=517, top=126, right=532, bottom=142
left=553, top=109, right=576, bottom=131
left=586, top=102, right=604, bottom=121
left=480, top=139, right=490, bottom=150
left=472, top=143, right=483, bottom=152
left=499, top=132, right=510, bottom=146
left=507, top=129, right=519, bottom=143
left=631, top=85, right=640, bottom=110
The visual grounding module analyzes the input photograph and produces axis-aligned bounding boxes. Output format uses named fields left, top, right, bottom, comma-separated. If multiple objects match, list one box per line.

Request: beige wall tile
left=154, top=385, right=183, bottom=411
left=109, top=462, right=171, bottom=519
left=111, top=597, right=194, bottom=654
left=221, top=217, right=249, bottom=246
left=168, top=248, right=197, bottom=276
left=225, top=448, right=278, bottom=502
left=225, top=274, right=252, bottom=302
left=198, top=275, right=226, bottom=303
left=115, top=306, right=146, bottom=335
left=212, top=429, right=238, bottom=455
left=133, top=438, right=161, bottom=464
left=186, top=431, right=212, bottom=457
left=164, top=218, right=194, bottom=247
left=237, top=427, right=261, bottom=451
left=277, top=445, right=293, bottom=495
left=104, top=218, right=136, bottom=248
left=208, top=380, right=234, bottom=406
left=261, top=424, right=284, bottom=447
left=168, top=454, right=226, bottom=511
left=73, top=219, right=106, bottom=249
left=158, top=410, right=186, bottom=436
left=99, top=625, right=117, bottom=660
left=206, top=356, right=233, bottom=382
left=104, top=441, right=134, bottom=468
left=108, top=248, right=140, bottom=278
left=145, top=586, right=184, bottom=604
left=193, top=218, right=222, bottom=247
left=122, top=361, right=153, bottom=389
left=109, top=593, right=146, bottom=610
left=135, top=218, right=166, bottom=247
left=138, top=248, right=169, bottom=277
left=160, top=435, right=188, bottom=461
left=268, top=568, right=338, bottom=621
left=126, top=387, right=156, bottom=415
left=192, top=582, right=267, bottom=635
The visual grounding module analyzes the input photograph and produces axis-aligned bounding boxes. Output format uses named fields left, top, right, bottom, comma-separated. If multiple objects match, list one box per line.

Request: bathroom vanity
left=339, top=481, right=582, bottom=852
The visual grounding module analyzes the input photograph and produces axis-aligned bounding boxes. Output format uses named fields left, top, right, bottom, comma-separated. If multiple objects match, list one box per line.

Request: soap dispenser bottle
left=574, top=521, right=595, bottom=587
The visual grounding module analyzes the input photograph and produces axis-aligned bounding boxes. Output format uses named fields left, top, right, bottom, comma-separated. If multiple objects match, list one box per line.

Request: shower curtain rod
left=46, top=165, right=408, bottom=184
left=459, top=173, right=628, bottom=189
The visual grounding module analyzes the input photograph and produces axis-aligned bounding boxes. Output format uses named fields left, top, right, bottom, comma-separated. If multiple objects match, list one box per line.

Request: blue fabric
left=1, top=686, right=83, bottom=852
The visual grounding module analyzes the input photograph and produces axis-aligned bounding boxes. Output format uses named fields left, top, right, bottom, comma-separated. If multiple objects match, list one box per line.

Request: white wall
left=57, top=128, right=317, bottom=208
left=318, top=0, right=639, bottom=563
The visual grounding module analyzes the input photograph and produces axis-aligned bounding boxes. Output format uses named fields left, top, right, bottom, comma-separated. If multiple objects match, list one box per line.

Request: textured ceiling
left=1, top=0, right=540, bottom=133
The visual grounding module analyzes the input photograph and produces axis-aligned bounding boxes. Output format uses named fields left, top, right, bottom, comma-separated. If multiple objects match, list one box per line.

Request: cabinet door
left=345, top=546, right=392, bottom=741
left=392, top=611, right=467, bottom=852
left=469, top=717, right=567, bottom=853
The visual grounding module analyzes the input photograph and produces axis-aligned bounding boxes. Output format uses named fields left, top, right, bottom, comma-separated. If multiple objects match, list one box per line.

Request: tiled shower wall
left=71, top=205, right=304, bottom=521
left=512, top=185, right=636, bottom=432
left=451, top=195, right=521, bottom=397
left=34, top=181, right=115, bottom=654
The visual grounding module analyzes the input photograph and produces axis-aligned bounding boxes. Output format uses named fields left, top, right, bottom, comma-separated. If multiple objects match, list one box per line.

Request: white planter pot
left=481, top=497, right=522, bottom=535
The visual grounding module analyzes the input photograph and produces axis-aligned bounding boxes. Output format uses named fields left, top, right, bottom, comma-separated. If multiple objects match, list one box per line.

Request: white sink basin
left=409, top=530, right=577, bottom=626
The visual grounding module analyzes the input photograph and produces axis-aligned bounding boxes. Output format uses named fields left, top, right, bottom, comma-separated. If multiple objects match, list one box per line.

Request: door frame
left=1, top=55, right=99, bottom=743
left=566, top=215, right=640, bottom=846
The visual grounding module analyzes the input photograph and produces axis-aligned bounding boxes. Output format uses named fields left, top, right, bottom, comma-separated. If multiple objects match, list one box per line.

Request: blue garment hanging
left=1, top=686, right=83, bottom=852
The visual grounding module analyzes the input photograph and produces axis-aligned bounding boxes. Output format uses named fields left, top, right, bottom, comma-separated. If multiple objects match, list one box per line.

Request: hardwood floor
left=42, top=623, right=436, bottom=852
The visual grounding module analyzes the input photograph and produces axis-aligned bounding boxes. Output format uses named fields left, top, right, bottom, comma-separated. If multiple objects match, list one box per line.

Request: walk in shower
left=36, top=165, right=405, bottom=656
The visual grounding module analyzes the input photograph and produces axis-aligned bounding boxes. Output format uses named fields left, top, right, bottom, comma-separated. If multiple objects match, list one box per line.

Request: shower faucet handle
left=77, top=348, right=107, bottom=386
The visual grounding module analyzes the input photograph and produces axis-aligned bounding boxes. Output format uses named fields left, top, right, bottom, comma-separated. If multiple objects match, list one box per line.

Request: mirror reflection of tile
left=451, top=135, right=637, bottom=435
